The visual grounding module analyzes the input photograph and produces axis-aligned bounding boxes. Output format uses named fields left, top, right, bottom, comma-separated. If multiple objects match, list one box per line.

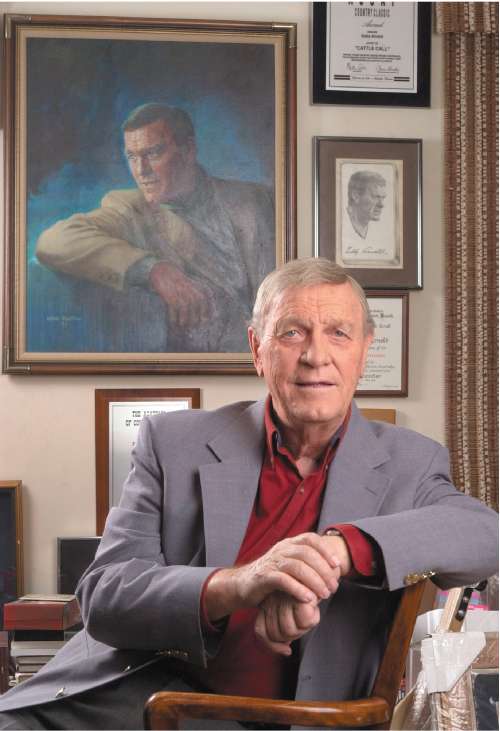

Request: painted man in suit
left=35, top=103, right=275, bottom=353
left=0, top=258, right=497, bottom=730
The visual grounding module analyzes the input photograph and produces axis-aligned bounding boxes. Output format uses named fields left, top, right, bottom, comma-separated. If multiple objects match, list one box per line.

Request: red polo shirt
left=193, top=398, right=378, bottom=699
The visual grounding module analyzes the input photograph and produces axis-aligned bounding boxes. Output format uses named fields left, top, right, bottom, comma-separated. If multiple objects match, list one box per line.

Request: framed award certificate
left=356, top=292, right=409, bottom=397
left=95, top=388, right=201, bottom=533
left=313, top=2, right=431, bottom=107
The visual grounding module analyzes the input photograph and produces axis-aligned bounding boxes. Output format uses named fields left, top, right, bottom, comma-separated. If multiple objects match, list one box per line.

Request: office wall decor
left=315, top=136, right=422, bottom=289
left=3, top=15, right=297, bottom=375
left=313, top=2, right=431, bottom=107
left=95, top=388, right=200, bottom=533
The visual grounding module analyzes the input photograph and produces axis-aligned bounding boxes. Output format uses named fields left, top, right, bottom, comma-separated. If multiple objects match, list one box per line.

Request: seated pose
left=0, top=258, right=497, bottom=730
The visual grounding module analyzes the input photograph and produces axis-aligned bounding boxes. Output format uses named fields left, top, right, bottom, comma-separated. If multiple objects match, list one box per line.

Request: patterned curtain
left=436, top=3, right=498, bottom=510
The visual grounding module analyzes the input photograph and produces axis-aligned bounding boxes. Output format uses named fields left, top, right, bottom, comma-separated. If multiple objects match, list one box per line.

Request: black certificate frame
left=312, top=2, right=431, bottom=107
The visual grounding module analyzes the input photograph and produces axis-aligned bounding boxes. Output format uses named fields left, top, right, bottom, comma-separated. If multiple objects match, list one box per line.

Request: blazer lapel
left=200, top=400, right=266, bottom=567
left=318, top=403, right=392, bottom=531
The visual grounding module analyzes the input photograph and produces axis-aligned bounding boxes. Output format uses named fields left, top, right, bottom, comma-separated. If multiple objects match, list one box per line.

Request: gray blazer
left=0, top=400, right=497, bottom=712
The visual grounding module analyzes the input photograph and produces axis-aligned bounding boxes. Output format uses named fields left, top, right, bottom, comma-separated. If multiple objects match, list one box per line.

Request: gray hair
left=251, top=257, right=375, bottom=337
left=122, top=103, right=195, bottom=147
left=348, top=171, right=386, bottom=204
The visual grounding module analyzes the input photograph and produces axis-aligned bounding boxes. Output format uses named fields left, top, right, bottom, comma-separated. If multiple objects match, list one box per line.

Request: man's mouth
left=295, top=381, right=335, bottom=389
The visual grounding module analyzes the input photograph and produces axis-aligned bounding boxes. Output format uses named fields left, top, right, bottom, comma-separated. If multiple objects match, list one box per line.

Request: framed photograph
left=95, top=388, right=200, bottom=533
left=95, top=388, right=200, bottom=536
left=0, top=481, right=23, bottom=627
left=314, top=137, right=422, bottom=289
left=312, top=2, right=431, bottom=107
left=3, top=14, right=297, bottom=375
left=356, top=291, right=409, bottom=397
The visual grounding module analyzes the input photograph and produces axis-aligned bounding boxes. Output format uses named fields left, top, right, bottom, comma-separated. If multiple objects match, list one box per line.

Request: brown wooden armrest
left=144, top=691, right=391, bottom=729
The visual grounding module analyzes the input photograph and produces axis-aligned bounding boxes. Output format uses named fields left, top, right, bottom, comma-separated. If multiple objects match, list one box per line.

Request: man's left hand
left=253, top=533, right=350, bottom=656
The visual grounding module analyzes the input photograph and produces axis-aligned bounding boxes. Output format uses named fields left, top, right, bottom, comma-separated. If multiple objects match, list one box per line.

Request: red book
left=3, top=594, right=81, bottom=631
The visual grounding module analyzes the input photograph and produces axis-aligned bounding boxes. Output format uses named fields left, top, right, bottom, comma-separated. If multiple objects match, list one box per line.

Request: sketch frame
left=314, top=137, right=422, bottom=289
left=2, top=14, right=297, bottom=375
left=0, top=481, right=24, bottom=627
left=356, top=291, right=409, bottom=397
left=312, top=2, right=431, bottom=107
left=95, top=388, right=201, bottom=534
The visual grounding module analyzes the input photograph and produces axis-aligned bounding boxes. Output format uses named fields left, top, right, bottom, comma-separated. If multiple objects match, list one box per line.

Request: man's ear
left=248, top=327, right=263, bottom=377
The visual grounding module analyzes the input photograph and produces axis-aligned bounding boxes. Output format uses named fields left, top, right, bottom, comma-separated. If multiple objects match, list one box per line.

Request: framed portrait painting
left=95, top=388, right=200, bottom=533
left=2, top=15, right=297, bottom=375
left=314, top=137, right=422, bottom=289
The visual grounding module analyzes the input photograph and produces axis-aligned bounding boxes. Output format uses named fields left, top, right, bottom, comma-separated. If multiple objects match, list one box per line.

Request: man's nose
left=300, top=333, right=331, bottom=367
left=137, top=155, right=152, bottom=176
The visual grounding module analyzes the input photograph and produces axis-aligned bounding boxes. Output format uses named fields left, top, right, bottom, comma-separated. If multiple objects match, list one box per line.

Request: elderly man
left=36, top=103, right=275, bottom=352
left=0, top=258, right=497, bottom=730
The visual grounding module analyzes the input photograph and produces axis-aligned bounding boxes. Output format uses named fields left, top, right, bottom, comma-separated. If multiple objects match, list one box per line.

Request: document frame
left=95, top=388, right=201, bottom=534
left=312, top=2, right=431, bottom=107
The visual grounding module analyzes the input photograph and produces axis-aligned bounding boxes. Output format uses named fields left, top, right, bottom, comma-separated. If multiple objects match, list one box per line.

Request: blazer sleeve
left=76, top=416, right=220, bottom=668
left=352, top=442, right=499, bottom=591
left=36, top=191, right=150, bottom=291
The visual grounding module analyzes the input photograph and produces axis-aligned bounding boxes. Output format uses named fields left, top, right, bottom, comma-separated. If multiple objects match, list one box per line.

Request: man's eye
left=281, top=329, right=299, bottom=338
left=126, top=154, right=137, bottom=162
left=334, top=329, right=348, bottom=338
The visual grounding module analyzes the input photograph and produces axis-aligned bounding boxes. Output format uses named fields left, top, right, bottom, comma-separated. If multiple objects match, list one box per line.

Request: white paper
left=326, top=2, right=419, bottom=94
left=109, top=399, right=191, bottom=507
left=358, top=296, right=403, bottom=392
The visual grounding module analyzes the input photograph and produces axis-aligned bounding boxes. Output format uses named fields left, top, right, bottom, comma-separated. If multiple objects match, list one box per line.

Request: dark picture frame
left=312, top=2, right=431, bottom=107
left=314, top=137, right=422, bottom=289
left=57, top=537, right=101, bottom=594
left=0, top=481, right=23, bottom=627
left=95, top=388, right=200, bottom=533
left=2, top=14, right=297, bottom=375
left=356, top=291, right=409, bottom=397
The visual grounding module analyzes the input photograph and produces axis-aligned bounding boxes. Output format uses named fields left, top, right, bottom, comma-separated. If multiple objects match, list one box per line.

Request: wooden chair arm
left=144, top=691, right=391, bottom=730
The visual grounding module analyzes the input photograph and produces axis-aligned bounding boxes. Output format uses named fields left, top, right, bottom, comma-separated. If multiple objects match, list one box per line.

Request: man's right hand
left=149, top=261, right=213, bottom=328
left=204, top=532, right=342, bottom=623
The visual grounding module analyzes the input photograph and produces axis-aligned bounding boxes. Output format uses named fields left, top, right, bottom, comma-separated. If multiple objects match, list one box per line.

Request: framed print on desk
left=314, top=136, right=422, bottom=289
left=95, top=388, right=200, bottom=534
left=312, top=2, right=431, bottom=107
left=3, top=14, right=297, bottom=376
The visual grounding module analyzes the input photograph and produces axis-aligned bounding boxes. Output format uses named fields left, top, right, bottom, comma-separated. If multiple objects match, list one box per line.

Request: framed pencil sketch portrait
left=314, top=137, right=422, bottom=289
left=312, top=2, right=431, bottom=107
left=356, top=291, right=409, bottom=397
left=95, top=388, right=200, bottom=534
left=2, top=15, right=297, bottom=375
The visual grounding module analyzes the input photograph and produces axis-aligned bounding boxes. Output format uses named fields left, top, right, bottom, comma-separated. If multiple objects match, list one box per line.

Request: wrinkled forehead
left=264, top=282, right=364, bottom=329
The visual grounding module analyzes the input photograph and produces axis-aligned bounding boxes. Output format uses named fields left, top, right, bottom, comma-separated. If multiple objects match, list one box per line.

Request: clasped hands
left=205, top=532, right=351, bottom=656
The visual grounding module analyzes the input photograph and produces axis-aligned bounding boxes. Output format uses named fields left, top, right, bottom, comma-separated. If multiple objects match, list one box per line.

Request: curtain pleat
left=437, top=3, right=498, bottom=509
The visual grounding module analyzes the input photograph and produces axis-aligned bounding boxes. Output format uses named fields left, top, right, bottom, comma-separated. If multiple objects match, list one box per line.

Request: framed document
left=3, top=14, right=297, bottom=376
left=356, top=291, right=408, bottom=397
left=95, top=388, right=201, bottom=533
left=313, top=2, right=431, bottom=107
left=314, top=136, right=422, bottom=289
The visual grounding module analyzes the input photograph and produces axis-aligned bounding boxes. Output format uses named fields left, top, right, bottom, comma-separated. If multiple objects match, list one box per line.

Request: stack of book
left=4, top=594, right=81, bottom=685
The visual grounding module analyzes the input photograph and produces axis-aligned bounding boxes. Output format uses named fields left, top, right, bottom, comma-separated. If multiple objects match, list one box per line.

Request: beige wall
left=0, top=1, right=445, bottom=592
